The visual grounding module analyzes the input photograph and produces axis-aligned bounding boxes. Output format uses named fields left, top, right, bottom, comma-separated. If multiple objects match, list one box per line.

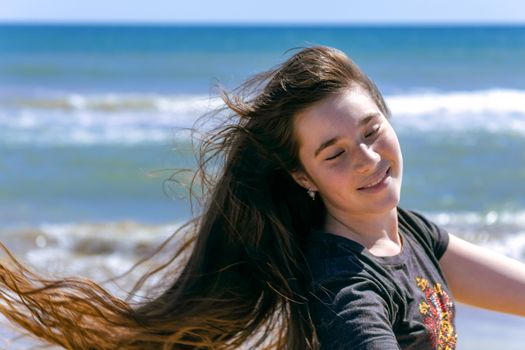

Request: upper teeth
left=363, top=174, right=385, bottom=188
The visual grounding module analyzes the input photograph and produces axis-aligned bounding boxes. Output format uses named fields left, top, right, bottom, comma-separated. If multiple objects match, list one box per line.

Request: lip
left=357, top=167, right=391, bottom=191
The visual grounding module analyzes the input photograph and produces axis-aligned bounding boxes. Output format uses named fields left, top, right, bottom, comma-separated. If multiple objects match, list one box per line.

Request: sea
left=1, top=24, right=525, bottom=348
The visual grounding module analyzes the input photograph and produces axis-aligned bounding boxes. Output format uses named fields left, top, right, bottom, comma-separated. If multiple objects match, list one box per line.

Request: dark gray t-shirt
left=304, top=208, right=457, bottom=350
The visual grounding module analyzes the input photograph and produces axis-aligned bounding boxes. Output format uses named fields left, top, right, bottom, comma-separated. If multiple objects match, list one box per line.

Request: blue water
left=2, top=25, right=525, bottom=93
left=1, top=24, right=525, bottom=233
left=2, top=24, right=525, bottom=226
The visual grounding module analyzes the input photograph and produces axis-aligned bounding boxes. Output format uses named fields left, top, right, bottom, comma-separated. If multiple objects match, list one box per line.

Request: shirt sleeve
left=399, top=208, right=450, bottom=260
left=309, top=276, right=401, bottom=350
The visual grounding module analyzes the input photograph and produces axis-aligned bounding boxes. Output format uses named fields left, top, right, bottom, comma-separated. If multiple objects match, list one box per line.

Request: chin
left=374, top=191, right=401, bottom=213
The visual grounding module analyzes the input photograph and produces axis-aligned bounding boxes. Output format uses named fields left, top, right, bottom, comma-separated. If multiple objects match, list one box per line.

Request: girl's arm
left=439, top=233, right=525, bottom=316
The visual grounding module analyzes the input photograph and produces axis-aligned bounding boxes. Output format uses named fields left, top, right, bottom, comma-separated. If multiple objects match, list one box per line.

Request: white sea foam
left=1, top=211, right=524, bottom=280
left=388, top=89, right=525, bottom=133
left=6, top=93, right=221, bottom=114
left=2, top=89, right=525, bottom=145
left=0, top=92, right=225, bottom=145
left=428, top=210, right=525, bottom=227
left=426, top=210, right=525, bottom=261
left=0, top=221, right=185, bottom=298
left=388, top=89, right=525, bottom=116
left=6, top=88, right=525, bottom=116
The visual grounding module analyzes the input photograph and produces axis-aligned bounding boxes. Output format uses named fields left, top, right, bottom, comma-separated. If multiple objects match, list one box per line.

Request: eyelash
left=324, top=124, right=381, bottom=161
left=365, top=124, right=381, bottom=138
left=326, top=151, right=344, bottom=160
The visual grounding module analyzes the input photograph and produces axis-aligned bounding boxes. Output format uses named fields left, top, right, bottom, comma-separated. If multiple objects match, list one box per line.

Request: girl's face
left=291, top=86, right=403, bottom=220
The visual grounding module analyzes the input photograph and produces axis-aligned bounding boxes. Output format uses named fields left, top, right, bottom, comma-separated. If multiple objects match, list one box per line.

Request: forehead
left=293, top=87, right=381, bottom=148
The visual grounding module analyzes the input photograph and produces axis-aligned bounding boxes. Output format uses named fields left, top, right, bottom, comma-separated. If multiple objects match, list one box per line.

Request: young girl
left=1, top=46, right=524, bottom=349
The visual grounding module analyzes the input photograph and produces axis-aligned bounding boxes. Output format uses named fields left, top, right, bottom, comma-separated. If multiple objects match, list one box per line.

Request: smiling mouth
left=357, top=167, right=391, bottom=190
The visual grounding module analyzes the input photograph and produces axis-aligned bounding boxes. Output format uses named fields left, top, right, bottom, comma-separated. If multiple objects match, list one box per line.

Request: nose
left=354, top=143, right=380, bottom=174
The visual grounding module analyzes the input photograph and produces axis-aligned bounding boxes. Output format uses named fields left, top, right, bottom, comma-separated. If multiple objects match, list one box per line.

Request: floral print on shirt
left=416, top=277, right=457, bottom=350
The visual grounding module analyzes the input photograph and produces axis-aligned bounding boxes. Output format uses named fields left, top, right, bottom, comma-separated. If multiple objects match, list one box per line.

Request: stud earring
left=307, top=189, right=316, bottom=200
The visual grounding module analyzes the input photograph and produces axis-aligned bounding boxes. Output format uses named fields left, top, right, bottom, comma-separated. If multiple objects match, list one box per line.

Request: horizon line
left=1, top=20, right=525, bottom=27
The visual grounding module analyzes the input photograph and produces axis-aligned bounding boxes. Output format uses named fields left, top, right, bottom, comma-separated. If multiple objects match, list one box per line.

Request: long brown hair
left=0, top=46, right=389, bottom=349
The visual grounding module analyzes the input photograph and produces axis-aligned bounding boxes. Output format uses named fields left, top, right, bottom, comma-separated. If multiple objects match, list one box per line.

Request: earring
left=307, top=189, right=316, bottom=200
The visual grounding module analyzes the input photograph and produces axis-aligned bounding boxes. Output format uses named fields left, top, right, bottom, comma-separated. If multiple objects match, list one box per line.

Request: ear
left=290, top=169, right=318, bottom=191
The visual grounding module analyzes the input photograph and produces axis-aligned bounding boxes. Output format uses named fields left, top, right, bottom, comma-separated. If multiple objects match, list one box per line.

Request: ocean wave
left=0, top=221, right=179, bottom=258
left=428, top=210, right=525, bottom=228
left=0, top=92, right=221, bottom=145
left=388, top=89, right=525, bottom=116
left=4, top=89, right=525, bottom=115
left=426, top=210, right=525, bottom=261
left=2, top=89, right=525, bottom=145
left=1, top=214, right=524, bottom=273
left=3, top=93, right=222, bottom=114
left=388, top=89, right=525, bottom=133
left=0, top=221, right=184, bottom=293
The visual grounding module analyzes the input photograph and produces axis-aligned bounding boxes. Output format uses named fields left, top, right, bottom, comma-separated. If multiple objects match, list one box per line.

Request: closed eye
left=365, top=124, right=381, bottom=138
left=326, top=151, right=344, bottom=160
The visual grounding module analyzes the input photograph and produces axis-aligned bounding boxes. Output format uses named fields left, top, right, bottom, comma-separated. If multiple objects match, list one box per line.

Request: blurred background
left=1, top=0, right=525, bottom=348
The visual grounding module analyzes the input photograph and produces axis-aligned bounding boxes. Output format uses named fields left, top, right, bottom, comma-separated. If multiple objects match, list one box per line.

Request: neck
left=323, top=207, right=401, bottom=256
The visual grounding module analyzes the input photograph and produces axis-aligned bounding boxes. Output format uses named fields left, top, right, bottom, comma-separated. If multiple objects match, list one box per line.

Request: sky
left=1, top=0, right=525, bottom=24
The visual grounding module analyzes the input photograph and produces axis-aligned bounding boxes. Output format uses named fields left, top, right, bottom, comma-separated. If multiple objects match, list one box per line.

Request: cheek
left=380, top=127, right=402, bottom=156
left=314, top=163, right=355, bottom=198
left=380, top=129, right=404, bottom=175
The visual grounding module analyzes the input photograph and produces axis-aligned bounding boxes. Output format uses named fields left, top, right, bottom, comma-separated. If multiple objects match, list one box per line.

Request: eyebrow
left=313, top=113, right=380, bottom=157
